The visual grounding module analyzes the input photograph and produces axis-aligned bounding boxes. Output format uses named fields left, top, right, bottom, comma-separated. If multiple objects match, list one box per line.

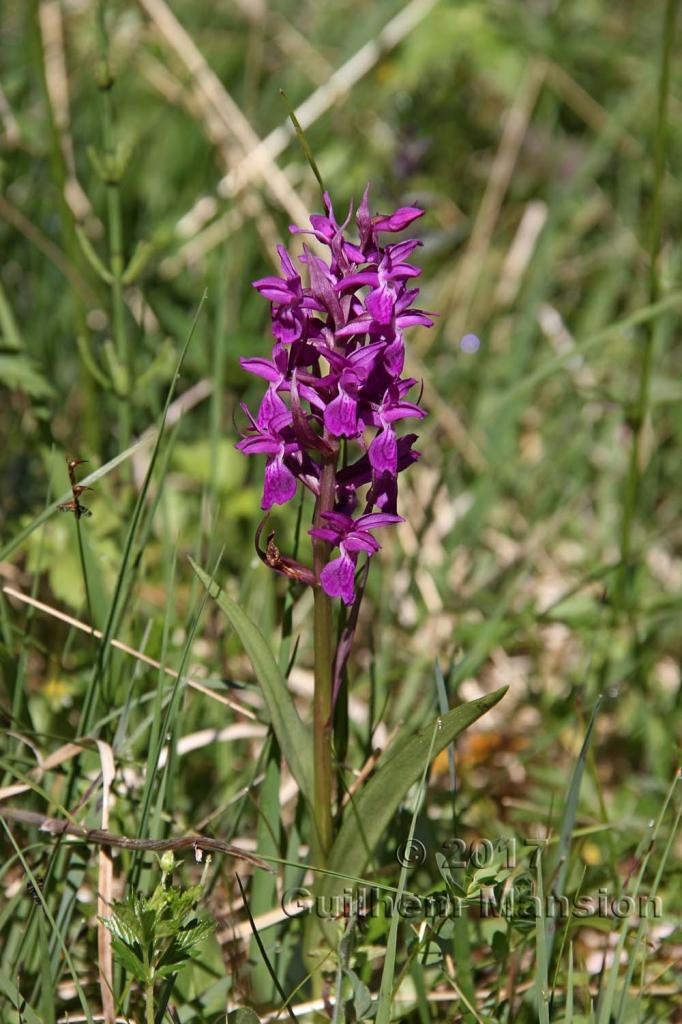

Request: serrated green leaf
left=110, top=936, right=147, bottom=983
left=190, top=559, right=314, bottom=806
left=172, top=918, right=215, bottom=952
left=155, top=962, right=182, bottom=979
left=156, top=945, right=191, bottom=971
left=321, top=687, right=508, bottom=900
left=102, top=909, right=140, bottom=948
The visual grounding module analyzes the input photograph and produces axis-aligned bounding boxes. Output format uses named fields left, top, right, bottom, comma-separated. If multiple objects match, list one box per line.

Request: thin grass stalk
left=375, top=719, right=441, bottom=1024
left=546, top=694, right=602, bottom=955
left=616, top=0, right=679, bottom=610
left=534, top=853, right=551, bottom=1024
left=95, top=0, right=131, bottom=449
left=74, top=518, right=95, bottom=632
left=566, top=941, right=574, bottom=1024
left=210, top=241, right=229, bottom=504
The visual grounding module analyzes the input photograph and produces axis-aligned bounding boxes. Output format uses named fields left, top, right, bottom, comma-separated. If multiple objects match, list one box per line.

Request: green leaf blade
left=322, top=687, right=508, bottom=899
left=190, top=559, right=314, bottom=807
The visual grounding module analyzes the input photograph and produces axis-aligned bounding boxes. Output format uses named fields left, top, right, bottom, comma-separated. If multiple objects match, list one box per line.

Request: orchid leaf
left=190, top=559, right=314, bottom=807
left=321, top=687, right=508, bottom=899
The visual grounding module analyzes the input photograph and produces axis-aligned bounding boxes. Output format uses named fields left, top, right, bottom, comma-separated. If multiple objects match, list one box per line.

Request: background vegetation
left=0, top=0, right=680, bottom=1021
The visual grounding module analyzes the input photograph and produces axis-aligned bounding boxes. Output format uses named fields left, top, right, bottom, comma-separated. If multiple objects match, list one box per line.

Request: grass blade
left=535, top=853, right=551, bottom=1024
left=546, top=694, right=603, bottom=955
left=566, top=941, right=574, bottom=1024
left=279, top=89, right=325, bottom=195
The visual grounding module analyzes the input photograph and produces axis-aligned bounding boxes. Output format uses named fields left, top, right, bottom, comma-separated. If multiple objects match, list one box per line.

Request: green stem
left=311, top=454, right=338, bottom=865
left=75, top=518, right=95, bottom=630
left=617, top=0, right=678, bottom=610
left=145, top=981, right=155, bottom=1024
left=304, top=449, right=338, bottom=992
left=313, top=586, right=334, bottom=859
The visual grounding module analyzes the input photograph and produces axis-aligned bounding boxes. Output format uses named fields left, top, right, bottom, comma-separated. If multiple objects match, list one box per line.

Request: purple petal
left=348, top=340, right=386, bottom=370
left=356, top=512, right=403, bottom=530
left=397, top=433, right=422, bottom=467
left=336, top=271, right=379, bottom=292
left=397, top=377, right=419, bottom=396
left=325, top=389, right=359, bottom=438
left=388, top=262, right=422, bottom=280
left=257, top=388, right=288, bottom=429
left=240, top=402, right=260, bottom=431
left=369, top=426, right=398, bottom=475
left=262, top=454, right=297, bottom=509
left=396, top=287, right=420, bottom=311
left=236, top=435, right=281, bottom=455
left=309, top=525, right=342, bottom=545
left=277, top=244, right=299, bottom=280
left=384, top=338, right=405, bottom=376
left=252, top=273, right=289, bottom=289
left=382, top=401, right=426, bottom=423
left=368, top=471, right=398, bottom=513
left=344, top=531, right=380, bottom=555
left=343, top=241, right=366, bottom=263
left=269, top=408, right=293, bottom=432
left=240, top=357, right=281, bottom=382
left=356, top=184, right=371, bottom=239
left=321, top=511, right=355, bottom=531
left=373, top=206, right=424, bottom=233
left=366, top=284, right=396, bottom=325
left=309, top=213, right=336, bottom=243
left=272, top=308, right=305, bottom=344
left=387, top=239, right=422, bottom=261
left=396, top=311, right=435, bottom=329
left=335, top=314, right=373, bottom=337
left=305, top=249, right=344, bottom=325
left=295, top=381, right=327, bottom=410
left=320, top=550, right=357, bottom=606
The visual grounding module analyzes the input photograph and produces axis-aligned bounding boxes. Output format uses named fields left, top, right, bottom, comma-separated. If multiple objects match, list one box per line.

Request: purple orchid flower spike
left=236, top=184, right=435, bottom=599
left=310, top=512, right=403, bottom=605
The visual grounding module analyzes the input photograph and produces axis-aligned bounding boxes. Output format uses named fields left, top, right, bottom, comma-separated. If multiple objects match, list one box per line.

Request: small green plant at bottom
left=102, top=851, right=215, bottom=1024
